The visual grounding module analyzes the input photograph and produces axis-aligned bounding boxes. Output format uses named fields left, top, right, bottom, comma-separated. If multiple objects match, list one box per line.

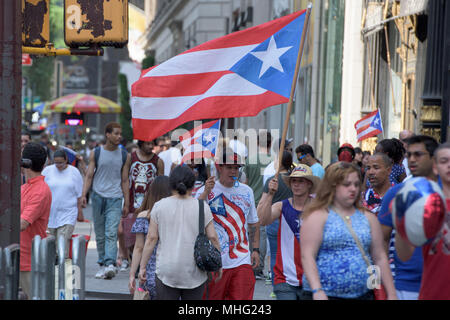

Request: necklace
left=330, top=205, right=353, bottom=222
left=292, top=195, right=310, bottom=211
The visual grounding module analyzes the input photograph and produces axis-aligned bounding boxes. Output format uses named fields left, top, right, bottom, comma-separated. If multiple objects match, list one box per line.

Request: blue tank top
left=302, top=208, right=372, bottom=298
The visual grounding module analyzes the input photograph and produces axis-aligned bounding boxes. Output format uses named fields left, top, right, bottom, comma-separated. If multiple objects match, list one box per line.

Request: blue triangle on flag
left=370, top=112, right=383, bottom=132
left=194, top=120, right=221, bottom=155
left=229, top=12, right=305, bottom=99
left=209, top=194, right=226, bottom=217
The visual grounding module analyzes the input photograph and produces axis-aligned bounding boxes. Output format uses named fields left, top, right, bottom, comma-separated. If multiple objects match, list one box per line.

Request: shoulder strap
left=334, top=209, right=371, bottom=267
left=121, top=148, right=127, bottom=167
left=94, top=146, right=101, bottom=168
left=198, top=200, right=205, bottom=235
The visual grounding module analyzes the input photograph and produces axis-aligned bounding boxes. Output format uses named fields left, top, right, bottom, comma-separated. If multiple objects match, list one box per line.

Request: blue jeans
left=266, top=219, right=279, bottom=286
left=91, top=191, right=123, bottom=266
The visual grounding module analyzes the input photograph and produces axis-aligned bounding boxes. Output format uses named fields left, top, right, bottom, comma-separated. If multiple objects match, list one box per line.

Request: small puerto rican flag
left=354, top=109, right=383, bottom=142
left=179, top=119, right=221, bottom=164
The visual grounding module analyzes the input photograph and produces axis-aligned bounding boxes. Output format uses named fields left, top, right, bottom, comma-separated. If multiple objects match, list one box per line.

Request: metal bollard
left=39, top=236, right=55, bottom=300
left=31, top=235, right=41, bottom=299
left=3, top=244, right=20, bottom=300
left=57, top=235, right=66, bottom=300
left=71, top=235, right=86, bottom=300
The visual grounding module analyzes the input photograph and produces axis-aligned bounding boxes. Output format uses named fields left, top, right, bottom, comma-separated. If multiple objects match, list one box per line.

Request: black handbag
left=194, top=200, right=222, bottom=272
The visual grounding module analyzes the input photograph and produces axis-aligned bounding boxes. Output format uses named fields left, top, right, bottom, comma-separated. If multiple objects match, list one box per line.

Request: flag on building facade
left=180, top=119, right=221, bottom=164
left=131, top=9, right=308, bottom=141
left=355, top=109, right=383, bottom=142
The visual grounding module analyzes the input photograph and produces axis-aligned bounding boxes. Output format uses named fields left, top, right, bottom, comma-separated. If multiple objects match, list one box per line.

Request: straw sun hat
left=281, top=164, right=320, bottom=193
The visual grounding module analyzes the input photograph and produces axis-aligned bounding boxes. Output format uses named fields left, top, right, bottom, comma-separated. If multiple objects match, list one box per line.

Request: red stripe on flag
left=181, top=151, right=215, bottom=164
left=182, top=10, right=306, bottom=53
left=132, top=91, right=287, bottom=141
left=356, top=123, right=371, bottom=135
left=354, top=110, right=379, bottom=127
left=132, top=71, right=232, bottom=98
left=180, top=119, right=220, bottom=142
left=357, top=129, right=382, bottom=142
left=294, top=238, right=303, bottom=285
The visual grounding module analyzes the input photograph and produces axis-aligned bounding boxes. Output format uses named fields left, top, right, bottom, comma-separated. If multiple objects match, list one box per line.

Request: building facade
left=140, top=0, right=449, bottom=165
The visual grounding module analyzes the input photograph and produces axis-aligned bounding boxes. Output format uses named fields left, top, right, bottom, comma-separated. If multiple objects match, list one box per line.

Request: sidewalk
left=74, top=204, right=274, bottom=300
left=73, top=205, right=132, bottom=300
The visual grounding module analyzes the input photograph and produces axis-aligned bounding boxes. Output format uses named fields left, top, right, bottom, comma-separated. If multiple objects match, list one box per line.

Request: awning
left=362, top=0, right=428, bottom=37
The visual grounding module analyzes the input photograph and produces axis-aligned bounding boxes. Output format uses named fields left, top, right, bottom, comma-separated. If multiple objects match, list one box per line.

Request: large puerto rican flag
left=354, top=109, right=384, bottom=142
left=131, top=10, right=307, bottom=141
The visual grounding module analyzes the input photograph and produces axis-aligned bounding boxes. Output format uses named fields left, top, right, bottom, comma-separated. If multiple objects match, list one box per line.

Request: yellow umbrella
left=49, top=93, right=122, bottom=113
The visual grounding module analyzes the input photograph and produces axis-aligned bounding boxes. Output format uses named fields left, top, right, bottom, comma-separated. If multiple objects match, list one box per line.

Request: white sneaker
left=120, top=260, right=129, bottom=272
left=95, top=267, right=106, bottom=279
left=104, top=264, right=117, bottom=279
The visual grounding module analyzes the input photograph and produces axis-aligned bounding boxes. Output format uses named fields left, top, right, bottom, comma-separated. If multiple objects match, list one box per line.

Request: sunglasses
left=406, top=151, right=429, bottom=159
left=298, top=154, right=307, bottom=161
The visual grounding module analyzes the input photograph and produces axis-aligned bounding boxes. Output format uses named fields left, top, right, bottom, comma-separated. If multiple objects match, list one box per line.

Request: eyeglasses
left=406, top=151, right=429, bottom=159
left=298, top=154, right=306, bottom=161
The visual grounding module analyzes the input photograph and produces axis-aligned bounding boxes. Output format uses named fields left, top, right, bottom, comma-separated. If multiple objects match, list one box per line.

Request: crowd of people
left=19, top=123, right=450, bottom=300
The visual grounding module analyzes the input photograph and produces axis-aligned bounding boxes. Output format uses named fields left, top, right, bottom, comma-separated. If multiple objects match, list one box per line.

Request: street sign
left=64, top=0, right=128, bottom=48
left=22, top=53, right=33, bottom=66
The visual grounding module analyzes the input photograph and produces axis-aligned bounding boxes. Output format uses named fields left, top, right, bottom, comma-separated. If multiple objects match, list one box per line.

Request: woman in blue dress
left=128, top=176, right=171, bottom=299
left=300, top=162, right=397, bottom=300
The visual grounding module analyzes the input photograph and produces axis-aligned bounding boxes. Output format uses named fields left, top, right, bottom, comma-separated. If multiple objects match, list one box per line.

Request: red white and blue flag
left=60, top=146, right=78, bottom=166
left=209, top=194, right=249, bottom=260
left=131, top=10, right=308, bottom=141
left=179, top=119, right=221, bottom=164
left=355, top=109, right=383, bottom=142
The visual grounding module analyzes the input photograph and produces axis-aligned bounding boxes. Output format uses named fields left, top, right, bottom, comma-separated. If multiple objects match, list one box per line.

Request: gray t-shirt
left=92, top=146, right=124, bottom=198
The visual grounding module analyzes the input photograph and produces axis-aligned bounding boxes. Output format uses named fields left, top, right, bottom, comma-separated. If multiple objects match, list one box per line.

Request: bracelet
left=312, top=288, right=324, bottom=294
left=252, top=248, right=260, bottom=254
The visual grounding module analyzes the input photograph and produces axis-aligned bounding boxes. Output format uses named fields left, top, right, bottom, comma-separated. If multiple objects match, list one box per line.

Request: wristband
left=312, top=288, right=324, bottom=294
left=252, top=248, right=260, bottom=254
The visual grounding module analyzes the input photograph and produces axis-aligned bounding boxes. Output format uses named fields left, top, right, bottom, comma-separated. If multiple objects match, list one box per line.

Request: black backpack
left=194, top=200, right=222, bottom=272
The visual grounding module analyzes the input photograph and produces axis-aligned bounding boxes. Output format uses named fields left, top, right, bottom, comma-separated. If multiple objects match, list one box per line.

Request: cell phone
left=21, top=158, right=32, bottom=169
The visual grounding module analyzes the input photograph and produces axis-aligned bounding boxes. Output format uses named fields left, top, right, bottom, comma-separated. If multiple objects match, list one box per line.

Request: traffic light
left=22, top=0, right=50, bottom=47
left=64, top=0, right=128, bottom=48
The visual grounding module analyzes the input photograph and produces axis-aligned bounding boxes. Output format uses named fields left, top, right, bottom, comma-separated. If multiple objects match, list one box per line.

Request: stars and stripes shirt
left=195, top=181, right=259, bottom=269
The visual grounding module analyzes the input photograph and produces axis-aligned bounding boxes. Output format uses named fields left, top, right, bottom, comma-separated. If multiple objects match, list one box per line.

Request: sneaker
left=120, top=260, right=129, bottom=272
left=104, top=264, right=117, bottom=279
left=95, top=267, right=106, bottom=279
left=270, top=292, right=276, bottom=299
left=254, top=271, right=264, bottom=280
left=265, top=271, right=272, bottom=284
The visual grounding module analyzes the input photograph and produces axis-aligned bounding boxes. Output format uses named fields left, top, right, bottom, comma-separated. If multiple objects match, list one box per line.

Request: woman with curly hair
left=375, top=138, right=406, bottom=184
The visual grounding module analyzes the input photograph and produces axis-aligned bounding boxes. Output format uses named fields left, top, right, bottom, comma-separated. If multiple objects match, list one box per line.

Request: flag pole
left=276, top=3, right=313, bottom=176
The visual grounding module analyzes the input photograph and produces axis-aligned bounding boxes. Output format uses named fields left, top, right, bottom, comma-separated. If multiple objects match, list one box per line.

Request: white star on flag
left=250, top=36, right=292, bottom=78
left=203, top=132, right=214, bottom=145
left=210, top=198, right=222, bottom=212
